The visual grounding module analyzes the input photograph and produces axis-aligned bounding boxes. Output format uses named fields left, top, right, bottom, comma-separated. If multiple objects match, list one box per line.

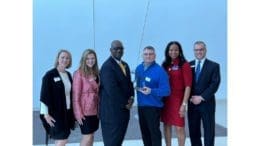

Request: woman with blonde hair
left=73, top=49, right=100, bottom=146
left=40, top=49, right=75, bottom=146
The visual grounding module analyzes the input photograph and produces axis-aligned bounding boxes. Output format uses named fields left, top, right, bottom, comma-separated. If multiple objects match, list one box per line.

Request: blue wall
left=33, top=0, right=227, bottom=110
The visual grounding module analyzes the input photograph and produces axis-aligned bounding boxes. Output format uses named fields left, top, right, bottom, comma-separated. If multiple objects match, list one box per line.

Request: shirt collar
left=196, top=58, right=206, bottom=65
left=142, top=61, right=156, bottom=71
left=111, top=56, right=122, bottom=64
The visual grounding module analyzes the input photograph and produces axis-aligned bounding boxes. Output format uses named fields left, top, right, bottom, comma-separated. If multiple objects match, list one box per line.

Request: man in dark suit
left=188, top=41, right=221, bottom=146
left=99, top=40, right=134, bottom=146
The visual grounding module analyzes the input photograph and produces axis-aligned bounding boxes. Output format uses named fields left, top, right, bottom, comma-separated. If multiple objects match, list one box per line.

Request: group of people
left=39, top=40, right=220, bottom=146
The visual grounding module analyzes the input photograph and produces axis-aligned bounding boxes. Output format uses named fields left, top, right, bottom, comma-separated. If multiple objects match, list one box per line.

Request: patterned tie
left=195, top=61, right=201, bottom=82
left=119, top=62, right=126, bottom=76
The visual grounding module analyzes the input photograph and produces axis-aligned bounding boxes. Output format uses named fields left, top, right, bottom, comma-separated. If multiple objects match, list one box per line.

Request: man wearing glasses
left=188, top=41, right=221, bottom=146
left=135, top=46, right=170, bottom=146
left=99, top=40, right=134, bottom=146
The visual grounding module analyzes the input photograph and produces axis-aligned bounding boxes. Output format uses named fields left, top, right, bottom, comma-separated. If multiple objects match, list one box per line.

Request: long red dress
left=161, top=58, right=192, bottom=127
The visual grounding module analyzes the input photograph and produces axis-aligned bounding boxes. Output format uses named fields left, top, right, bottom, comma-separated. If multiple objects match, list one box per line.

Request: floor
left=33, top=99, right=227, bottom=146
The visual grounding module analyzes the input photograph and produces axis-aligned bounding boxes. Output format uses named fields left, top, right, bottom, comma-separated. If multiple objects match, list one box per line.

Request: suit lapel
left=110, top=57, right=128, bottom=78
left=121, top=61, right=129, bottom=77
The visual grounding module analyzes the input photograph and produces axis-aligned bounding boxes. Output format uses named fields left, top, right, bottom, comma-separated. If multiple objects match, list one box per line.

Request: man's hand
left=190, top=95, right=204, bottom=105
left=139, top=87, right=151, bottom=95
left=126, top=96, right=134, bottom=110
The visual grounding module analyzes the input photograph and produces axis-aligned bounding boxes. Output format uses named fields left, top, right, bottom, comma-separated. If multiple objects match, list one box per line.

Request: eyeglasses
left=194, top=48, right=205, bottom=52
left=112, top=47, right=124, bottom=50
left=143, top=53, right=155, bottom=56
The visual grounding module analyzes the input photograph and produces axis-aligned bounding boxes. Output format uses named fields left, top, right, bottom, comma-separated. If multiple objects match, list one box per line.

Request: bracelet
left=182, top=102, right=187, bottom=106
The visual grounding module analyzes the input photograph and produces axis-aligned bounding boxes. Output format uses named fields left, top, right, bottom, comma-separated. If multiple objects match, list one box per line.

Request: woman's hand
left=179, top=105, right=186, bottom=118
left=44, top=114, right=56, bottom=127
left=77, top=116, right=85, bottom=126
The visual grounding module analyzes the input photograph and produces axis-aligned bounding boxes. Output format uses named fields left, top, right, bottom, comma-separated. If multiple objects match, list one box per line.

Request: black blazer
left=190, top=59, right=221, bottom=102
left=99, top=57, right=134, bottom=122
left=40, top=68, right=75, bottom=133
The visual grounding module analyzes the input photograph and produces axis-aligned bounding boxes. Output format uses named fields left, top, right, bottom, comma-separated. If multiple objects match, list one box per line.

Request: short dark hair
left=143, top=45, right=155, bottom=52
left=194, top=41, right=207, bottom=49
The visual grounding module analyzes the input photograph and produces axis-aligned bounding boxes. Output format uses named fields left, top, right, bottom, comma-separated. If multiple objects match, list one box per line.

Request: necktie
left=119, top=62, right=126, bottom=76
left=195, top=61, right=201, bottom=82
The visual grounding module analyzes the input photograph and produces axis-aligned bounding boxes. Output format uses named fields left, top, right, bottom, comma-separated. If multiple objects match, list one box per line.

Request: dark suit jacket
left=99, top=56, right=134, bottom=123
left=189, top=59, right=221, bottom=109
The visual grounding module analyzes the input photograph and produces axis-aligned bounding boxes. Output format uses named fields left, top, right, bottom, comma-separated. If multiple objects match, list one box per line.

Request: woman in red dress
left=161, top=41, right=192, bottom=146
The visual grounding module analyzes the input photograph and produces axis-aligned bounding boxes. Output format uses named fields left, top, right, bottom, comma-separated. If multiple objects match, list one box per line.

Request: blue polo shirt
left=135, top=61, right=170, bottom=107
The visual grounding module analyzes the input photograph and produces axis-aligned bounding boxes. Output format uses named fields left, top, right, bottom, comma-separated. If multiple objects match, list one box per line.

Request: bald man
left=99, top=40, right=134, bottom=146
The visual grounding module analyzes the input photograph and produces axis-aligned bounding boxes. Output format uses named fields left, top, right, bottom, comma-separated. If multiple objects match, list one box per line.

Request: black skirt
left=80, top=115, right=99, bottom=134
left=49, top=109, right=74, bottom=140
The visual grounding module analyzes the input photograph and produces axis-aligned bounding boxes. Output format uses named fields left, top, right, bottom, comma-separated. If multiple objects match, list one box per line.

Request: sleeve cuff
left=40, top=102, right=48, bottom=115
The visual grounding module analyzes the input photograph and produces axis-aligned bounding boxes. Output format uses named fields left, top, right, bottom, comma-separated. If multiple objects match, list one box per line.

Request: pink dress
left=161, top=58, right=192, bottom=127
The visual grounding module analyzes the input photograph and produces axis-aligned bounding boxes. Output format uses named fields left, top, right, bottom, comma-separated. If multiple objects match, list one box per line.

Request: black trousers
left=188, top=102, right=215, bottom=146
left=101, top=110, right=130, bottom=146
left=138, top=106, right=162, bottom=146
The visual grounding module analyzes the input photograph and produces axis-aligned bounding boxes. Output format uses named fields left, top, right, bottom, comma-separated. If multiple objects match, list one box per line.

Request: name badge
left=145, top=77, right=151, bottom=82
left=171, top=65, right=179, bottom=70
left=54, top=77, right=61, bottom=82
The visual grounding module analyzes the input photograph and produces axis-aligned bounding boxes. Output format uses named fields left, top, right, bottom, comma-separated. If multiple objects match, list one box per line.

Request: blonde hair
left=54, top=49, right=72, bottom=68
left=79, top=49, right=99, bottom=77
